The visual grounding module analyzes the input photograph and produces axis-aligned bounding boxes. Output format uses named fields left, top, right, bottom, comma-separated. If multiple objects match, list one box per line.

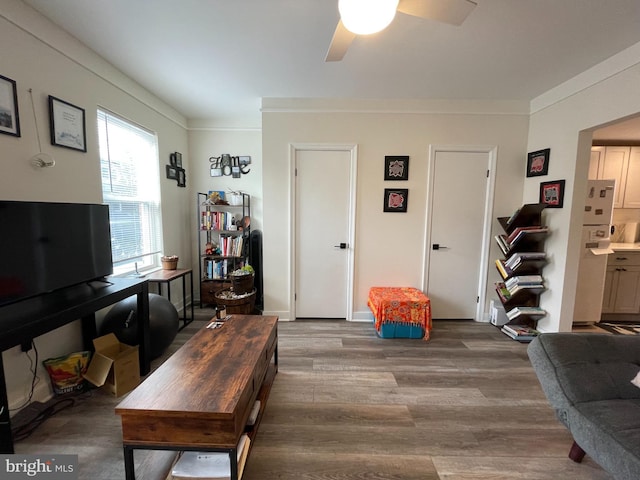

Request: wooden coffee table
left=115, top=314, right=278, bottom=480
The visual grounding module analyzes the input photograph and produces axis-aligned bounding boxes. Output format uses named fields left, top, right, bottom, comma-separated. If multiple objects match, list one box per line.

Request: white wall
left=527, top=41, right=640, bottom=333
left=0, top=0, right=190, bottom=408
left=261, top=99, right=530, bottom=320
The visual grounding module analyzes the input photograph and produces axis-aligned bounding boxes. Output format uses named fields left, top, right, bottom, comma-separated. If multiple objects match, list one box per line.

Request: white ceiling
left=22, top=0, right=640, bottom=130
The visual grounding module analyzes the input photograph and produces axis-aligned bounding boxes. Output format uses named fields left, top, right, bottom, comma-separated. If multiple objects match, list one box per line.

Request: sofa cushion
left=529, top=333, right=640, bottom=405
left=568, top=399, right=640, bottom=480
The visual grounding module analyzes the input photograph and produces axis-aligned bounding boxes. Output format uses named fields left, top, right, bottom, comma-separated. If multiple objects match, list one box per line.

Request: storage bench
left=367, top=287, right=431, bottom=340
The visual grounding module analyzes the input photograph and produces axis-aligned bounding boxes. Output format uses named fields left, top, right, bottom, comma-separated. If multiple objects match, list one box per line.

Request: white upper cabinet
left=590, top=146, right=640, bottom=208
left=624, top=147, right=640, bottom=208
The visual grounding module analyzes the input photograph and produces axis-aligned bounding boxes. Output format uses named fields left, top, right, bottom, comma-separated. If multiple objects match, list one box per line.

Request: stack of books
left=495, top=226, right=549, bottom=256
left=506, top=306, right=546, bottom=320
left=504, top=252, right=546, bottom=271
left=501, top=324, right=539, bottom=342
left=504, top=275, right=544, bottom=294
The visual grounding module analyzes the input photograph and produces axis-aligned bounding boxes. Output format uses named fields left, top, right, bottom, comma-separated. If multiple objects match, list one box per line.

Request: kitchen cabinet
left=589, top=146, right=640, bottom=208
left=601, top=252, right=640, bottom=314
left=623, top=147, right=640, bottom=208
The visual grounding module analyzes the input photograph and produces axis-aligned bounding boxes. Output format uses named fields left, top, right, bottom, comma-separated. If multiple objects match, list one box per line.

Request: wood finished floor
left=14, top=310, right=612, bottom=480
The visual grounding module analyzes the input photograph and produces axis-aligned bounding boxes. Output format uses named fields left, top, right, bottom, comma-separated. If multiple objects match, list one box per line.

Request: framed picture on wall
left=539, top=179, right=565, bottom=208
left=166, top=165, right=178, bottom=180
left=48, top=95, right=87, bottom=152
left=177, top=168, right=186, bottom=187
left=384, top=156, right=409, bottom=180
left=0, top=74, right=20, bottom=137
left=526, top=148, right=550, bottom=177
left=383, top=188, right=408, bottom=212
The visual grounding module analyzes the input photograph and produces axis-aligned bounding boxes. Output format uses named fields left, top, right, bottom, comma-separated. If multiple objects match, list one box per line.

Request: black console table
left=0, top=277, right=150, bottom=454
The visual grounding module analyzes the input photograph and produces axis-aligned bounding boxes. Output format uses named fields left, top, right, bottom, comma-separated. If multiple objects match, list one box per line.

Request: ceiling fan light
left=338, top=0, right=399, bottom=35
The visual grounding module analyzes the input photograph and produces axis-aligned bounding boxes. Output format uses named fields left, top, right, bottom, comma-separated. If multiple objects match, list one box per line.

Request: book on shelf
left=504, top=275, right=544, bottom=290
left=495, top=259, right=508, bottom=279
left=504, top=252, right=546, bottom=269
left=501, top=324, right=539, bottom=341
left=506, top=283, right=544, bottom=295
left=506, top=226, right=549, bottom=245
left=246, top=400, right=261, bottom=427
left=495, top=234, right=510, bottom=255
left=505, top=207, right=521, bottom=227
left=506, top=306, right=546, bottom=320
left=495, top=282, right=511, bottom=302
left=171, top=434, right=251, bottom=480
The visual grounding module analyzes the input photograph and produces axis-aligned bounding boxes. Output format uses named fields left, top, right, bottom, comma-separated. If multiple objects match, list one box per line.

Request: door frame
left=289, top=143, right=358, bottom=321
left=422, top=145, right=497, bottom=321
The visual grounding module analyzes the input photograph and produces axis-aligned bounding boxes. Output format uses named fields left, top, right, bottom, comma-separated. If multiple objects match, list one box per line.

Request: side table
left=146, top=268, right=194, bottom=330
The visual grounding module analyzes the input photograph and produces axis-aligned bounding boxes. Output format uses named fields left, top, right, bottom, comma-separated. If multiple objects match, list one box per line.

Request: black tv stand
left=0, top=277, right=150, bottom=454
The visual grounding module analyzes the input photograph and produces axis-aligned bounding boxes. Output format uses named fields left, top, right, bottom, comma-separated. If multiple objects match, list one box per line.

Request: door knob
left=432, top=244, right=450, bottom=250
left=334, top=243, right=348, bottom=249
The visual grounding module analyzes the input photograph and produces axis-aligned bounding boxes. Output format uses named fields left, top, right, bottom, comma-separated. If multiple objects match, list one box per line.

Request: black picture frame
left=383, top=188, right=409, bottom=213
left=526, top=148, right=550, bottom=177
left=539, top=179, right=565, bottom=208
left=384, top=155, right=409, bottom=180
left=166, top=165, right=178, bottom=180
left=48, top=95, right=87, bottom=152
left=0, top=74, right=20, bottom=137
left=169, top=153, right=176, bottom=166
left=174, top=152, right=182, bottom=168
left=176, top=168, right=186, bottom=187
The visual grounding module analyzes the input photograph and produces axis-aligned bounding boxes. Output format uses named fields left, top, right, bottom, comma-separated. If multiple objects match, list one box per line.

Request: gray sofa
left=527, top=333, right=640, bottom=480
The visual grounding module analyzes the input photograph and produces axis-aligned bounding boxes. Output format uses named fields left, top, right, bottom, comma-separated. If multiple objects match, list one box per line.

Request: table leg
left=189, top=271, right=194, bottom=324
left=80, top=313, right=97, bottom=351
left=137, top=283, right=151, bottom=375
left=123, top=446, right=135, bottom=480
left=0, top=356, right=15, bottom=454
left=229, top=448, right=238, bottom=480
left=181, top=274, right=187, bottom=326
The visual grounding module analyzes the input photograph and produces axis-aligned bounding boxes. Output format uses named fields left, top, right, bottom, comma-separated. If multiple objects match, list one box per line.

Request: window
left=98, top=109, right=162, bottom=275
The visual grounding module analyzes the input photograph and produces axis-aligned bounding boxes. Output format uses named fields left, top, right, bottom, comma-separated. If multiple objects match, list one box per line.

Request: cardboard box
left=83, top=333, right=140, bottom=397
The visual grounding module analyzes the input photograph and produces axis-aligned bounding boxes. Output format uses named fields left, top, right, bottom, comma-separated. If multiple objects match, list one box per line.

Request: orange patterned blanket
left=367, top=287, right=432, bottom=340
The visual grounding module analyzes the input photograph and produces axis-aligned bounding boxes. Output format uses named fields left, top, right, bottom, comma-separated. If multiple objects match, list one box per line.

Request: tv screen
left=0, top=201, right=113, bottom=306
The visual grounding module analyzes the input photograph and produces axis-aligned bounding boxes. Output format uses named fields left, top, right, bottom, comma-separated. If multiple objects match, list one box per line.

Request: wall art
left=49, top=95, right=86, bottom=152
left=166, top=165, right=178, bottom=180
left=383, top=188, right=409, bottom=212
left=177, top=168, right=186, bottom=187
left=526, top=148, right=550, bottom=177
left=384, top=155, right=409, bottom=180
left=539, top=179, right=565, bottom=208
left=0, top=75, right=20, bottom=137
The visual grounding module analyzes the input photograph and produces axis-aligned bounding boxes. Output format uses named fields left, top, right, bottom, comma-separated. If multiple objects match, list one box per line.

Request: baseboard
left=351, top=311, right=374, bottom=322
left=9, top=382, right=53, bottom=415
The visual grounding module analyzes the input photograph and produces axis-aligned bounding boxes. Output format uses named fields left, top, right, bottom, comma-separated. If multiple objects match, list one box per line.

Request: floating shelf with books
left=493, top=203, right=548, bottom=341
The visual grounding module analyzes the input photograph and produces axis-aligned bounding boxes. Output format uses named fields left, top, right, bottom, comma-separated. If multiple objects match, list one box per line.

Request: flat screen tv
left=0, top=200, right=113, bottom=307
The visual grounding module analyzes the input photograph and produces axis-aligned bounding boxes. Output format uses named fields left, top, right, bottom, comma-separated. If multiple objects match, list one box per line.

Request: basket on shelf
left=215, top=288, right=256, bottom=314
left=230, top=273, right=254, bottom=294
left=229, top=266, right=255, bottom=294
left=161, top=255, right=179, bottom=270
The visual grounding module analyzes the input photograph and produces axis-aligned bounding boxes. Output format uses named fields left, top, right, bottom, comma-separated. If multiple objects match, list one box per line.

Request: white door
left=425, top=148, right=494, bottom=320
left=294, top=146, right=356, bottom=318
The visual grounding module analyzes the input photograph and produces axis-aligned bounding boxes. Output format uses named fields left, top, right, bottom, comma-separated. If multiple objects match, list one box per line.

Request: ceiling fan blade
left=325, top=20, right=356, bottom=62
left=397, top=0, right=477, bottom=26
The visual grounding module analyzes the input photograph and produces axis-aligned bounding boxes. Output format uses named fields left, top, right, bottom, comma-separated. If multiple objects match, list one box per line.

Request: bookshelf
left=493, top=203, right=548, bottom=342
left=198, top=192, right=251, bottom=307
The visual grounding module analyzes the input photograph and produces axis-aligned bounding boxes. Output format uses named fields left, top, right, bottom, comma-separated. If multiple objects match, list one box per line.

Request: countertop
left=610, top=242, right=640, bottom=252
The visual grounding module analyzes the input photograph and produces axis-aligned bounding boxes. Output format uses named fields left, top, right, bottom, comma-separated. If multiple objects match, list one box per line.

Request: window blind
left=98, top=109, right=162, bottom=273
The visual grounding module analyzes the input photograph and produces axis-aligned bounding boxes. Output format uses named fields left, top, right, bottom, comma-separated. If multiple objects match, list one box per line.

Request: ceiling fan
left=325, top=0, right=477, bottom=62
